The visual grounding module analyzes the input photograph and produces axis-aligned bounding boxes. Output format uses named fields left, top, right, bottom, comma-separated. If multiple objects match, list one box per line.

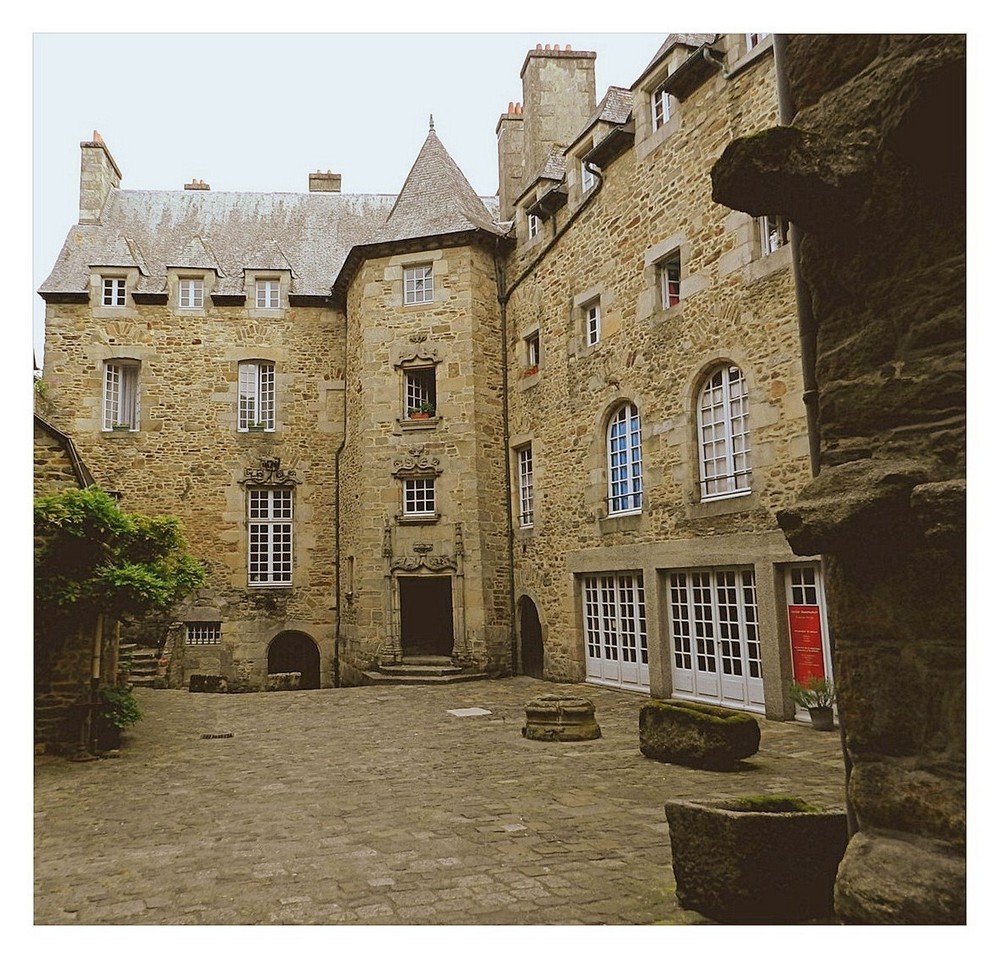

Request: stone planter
left=665, top=797, right=849, bottom=923
left=522, top=694, right=600, bottom=741
left=808, top=706, right=835, bottom=731
left=639, top=699, right=760, bottom=770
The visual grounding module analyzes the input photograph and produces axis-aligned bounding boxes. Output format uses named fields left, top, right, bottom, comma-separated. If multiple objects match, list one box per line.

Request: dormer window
left=652, top=83, right=671, bottom=130
left=102, top=277, right=126, bottom=307
left=178, top=278, right=204, bottom=309
left=527, top=213, right=541, bottom=239
left=255, top=279, right=280, bottom=309
left=747, top=33, right=770, bottom=51
left=581, top=162, right=595, bottom=194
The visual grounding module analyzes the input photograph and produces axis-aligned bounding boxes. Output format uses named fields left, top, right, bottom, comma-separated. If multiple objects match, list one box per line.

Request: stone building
left=38, top=34, right=827, bottom=720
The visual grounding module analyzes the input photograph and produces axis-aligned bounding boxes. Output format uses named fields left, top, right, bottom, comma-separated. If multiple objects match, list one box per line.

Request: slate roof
left=371, top=126, right=505, bottom=244
left=634, top=33, right=718, bottom=86
left=40, top=190, right=399, bottom=299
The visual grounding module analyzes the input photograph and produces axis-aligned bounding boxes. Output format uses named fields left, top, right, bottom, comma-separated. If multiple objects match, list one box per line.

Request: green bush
left=100, top=683, right=143, bottom=729
left=789, top=675, right=835, bottom=709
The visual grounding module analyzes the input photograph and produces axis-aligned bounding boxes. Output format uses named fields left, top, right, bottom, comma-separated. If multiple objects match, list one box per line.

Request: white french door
left=583, top=572, right=650, bottom=691
left=667, top=567, right=764, bottom=712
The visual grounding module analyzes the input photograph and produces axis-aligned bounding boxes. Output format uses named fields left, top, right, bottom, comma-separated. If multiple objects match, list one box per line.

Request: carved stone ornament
left=390, top=554, right=458, bottom=572
left=391, top=340, right=441, bottom=369
left=382, top=518, right=393, bottom=558
left=413, top=543, right=434, bottom=554
left=238, top=456, right=302, bottom=487
left=391, top=445, right=443, bottom=478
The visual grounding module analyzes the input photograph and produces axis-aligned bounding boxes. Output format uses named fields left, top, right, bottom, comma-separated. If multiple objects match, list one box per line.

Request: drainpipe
left=493, top=249, right=518, bottom=676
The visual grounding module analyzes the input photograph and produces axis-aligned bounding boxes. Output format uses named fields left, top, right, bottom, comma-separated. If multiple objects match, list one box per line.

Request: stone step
left=379, top=663, right=463, bottom=677
left=361, top=670, right=488, bottom=686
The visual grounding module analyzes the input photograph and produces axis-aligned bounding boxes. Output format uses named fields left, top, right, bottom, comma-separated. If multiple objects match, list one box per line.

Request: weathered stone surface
left=639, top=700, right=760, bottom=770
left=265, top=672, right=301, bottom=692
left=188, top=674, right=227, bottom=694
left=711, top=34, right=966, bottom=923
left=522, top=694, right=600, bottom=741
left=834, top=831, right=966, bottom=925
left=665, top=798, right=848, bottom=922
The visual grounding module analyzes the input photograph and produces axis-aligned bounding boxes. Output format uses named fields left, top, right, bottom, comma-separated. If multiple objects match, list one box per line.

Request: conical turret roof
left=371, top=121, right=504, bottom=244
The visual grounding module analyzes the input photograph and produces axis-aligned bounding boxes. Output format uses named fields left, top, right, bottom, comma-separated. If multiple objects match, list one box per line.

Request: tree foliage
left=34, top=486, right=205, bottom=626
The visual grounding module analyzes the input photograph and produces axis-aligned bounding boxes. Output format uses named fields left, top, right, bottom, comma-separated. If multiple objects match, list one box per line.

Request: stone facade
left=39, top=35, right=820, bottom=722
left=712, top=34, right=966, bottom=923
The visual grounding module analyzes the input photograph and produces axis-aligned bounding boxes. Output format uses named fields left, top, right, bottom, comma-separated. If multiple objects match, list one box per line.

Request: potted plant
left=789, top=675, right=836, bottom=730
left=408, top=402, right=435, bottom=420
left=94, top=682, right=143, bottom=750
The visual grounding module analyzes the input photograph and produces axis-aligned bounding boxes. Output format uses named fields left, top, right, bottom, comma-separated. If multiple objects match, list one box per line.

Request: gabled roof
left=371, top=124, right=505, bottom=244
left=567, top=86, right=635, bottom=154
left=634, top=33, right=717, bottom=87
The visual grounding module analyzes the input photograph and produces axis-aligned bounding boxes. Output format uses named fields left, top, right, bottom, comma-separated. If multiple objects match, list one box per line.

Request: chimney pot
left=554, top=44, right=560, bottom=51
left=184, top=178, right=210, bottom=190
left=309, top=170, right=342, bottom=193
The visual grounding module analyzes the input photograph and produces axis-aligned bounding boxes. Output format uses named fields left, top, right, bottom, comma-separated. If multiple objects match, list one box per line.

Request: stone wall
left=712, top=34, right=966, bottom=922
left=41, top=294, right=345, bottom=690
left=503, top=36, right=814, bottom=715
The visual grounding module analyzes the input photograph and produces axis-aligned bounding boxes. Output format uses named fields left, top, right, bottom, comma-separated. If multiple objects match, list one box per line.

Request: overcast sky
left=31, top=31, right=670, bottom=365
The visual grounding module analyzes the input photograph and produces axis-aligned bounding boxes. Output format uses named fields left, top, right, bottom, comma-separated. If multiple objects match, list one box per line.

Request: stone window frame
left=403, top=263, right=434, bottom=306
left=643, top=233, right=689, bottom=321
left=522, top=328, right=541, bottom=378
left=186, top=623, right=222, bottom=646
left=254, top=277, right=281, bottom=310
left=102, top=358, right=140, bottom=432
left=238, top=359, right=276, bottom=432
left=402, top=477, right=437, bottom=519
left=527, top=212, right=541, bottom=240
left=726, top=32, right=775, bottom=78
left=635, top=56, right=682, bottom=161
left=403, top=366, right=437, bottom=420
left=101, top=276, right=127, bottom=307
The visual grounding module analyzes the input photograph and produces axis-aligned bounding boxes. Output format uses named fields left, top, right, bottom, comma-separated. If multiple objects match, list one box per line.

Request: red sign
left=788, top=605, right=825, bottom=685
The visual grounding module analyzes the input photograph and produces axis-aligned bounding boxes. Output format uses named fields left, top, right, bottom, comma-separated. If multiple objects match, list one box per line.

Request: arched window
left=607, top=403, right=643, bottom=515
left=698, top=365, right=751, bottom=499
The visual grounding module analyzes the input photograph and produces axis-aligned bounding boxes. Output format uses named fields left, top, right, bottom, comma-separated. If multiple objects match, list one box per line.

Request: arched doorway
left=267, top=631, right=320, bottom=689
left=519, top=596, right=543, bottom=679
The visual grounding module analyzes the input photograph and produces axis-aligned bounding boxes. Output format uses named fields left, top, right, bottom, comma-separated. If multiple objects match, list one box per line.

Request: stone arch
left=266, top=630, right=320, bottom=689
left=518, top=594, right=544, bottom=679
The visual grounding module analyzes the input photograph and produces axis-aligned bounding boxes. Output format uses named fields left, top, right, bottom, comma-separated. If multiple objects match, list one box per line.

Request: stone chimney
left=79, top=130, right=122, bottom=224
left=184, top=178, right=211, bottom=190
left=496, top=102, right=524, bottom=222
left=309, top=170, right=342, bottom=193
left=520, top=44, right=596, bottom=185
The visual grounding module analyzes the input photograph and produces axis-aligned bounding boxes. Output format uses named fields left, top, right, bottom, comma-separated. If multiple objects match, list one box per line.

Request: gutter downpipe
left=774, top=34, right=855, bottom=838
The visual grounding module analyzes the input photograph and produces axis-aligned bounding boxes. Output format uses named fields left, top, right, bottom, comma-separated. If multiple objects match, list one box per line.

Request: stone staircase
left=362, top=656, right=486, bottom=686
left=120, top=643, right=159, bottom=687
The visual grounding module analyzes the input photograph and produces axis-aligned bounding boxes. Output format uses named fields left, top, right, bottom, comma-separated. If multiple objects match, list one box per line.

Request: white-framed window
left=404, top=367, right=437, bottom=418
left=524, top=331, right=540, bottom=373
left=757, top=215, right=788, bottom=256
left=651, top=83, right=671, bottom=130
left=403, top=478, right=436, bottom=516
left=178, top=278, right=204, bottom=309
left=517, top=445, right=534, bottom=528
left=102, top=360, right=139, bottom=431
left=583, top=572, right=649, bottom=691
left=248, top=488, right=293, bottom=585
left=238, top=360, right=276, bottom=431
left=581, top=161, right=596, bottom=193
left=186, top=623, right=221, bottom=646
left=527, top=213, right=541, bottom=239
left=255, top=279, right=280, bottom=309
left=746, top=33, right=770, bottom=51
left=658, top=252, right=681, bottom=309
left=585, top=300, right=601, bottom=346
left=698, top=365, right=751, bottom=499
left=102, top=277, right=126, bottom=307
left=607, top=403, right=643, bottom=515
left=403, top=264, right=434, bottom=305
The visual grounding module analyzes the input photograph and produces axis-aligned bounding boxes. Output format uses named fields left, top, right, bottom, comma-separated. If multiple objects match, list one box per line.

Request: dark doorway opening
left=520, top=596, right=544, bottom=678
left=399, top=576, right=454, bottom=658
left=267, top=631, right=321, bottom=689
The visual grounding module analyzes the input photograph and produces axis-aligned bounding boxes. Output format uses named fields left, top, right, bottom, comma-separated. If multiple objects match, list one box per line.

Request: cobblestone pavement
left=34, top=678, right=847, bottom=925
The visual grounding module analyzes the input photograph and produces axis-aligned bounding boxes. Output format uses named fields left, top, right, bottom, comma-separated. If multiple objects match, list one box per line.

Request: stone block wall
left=503, top=37, right=813, bottom=712
left=41, top=296, right=345, bottom=690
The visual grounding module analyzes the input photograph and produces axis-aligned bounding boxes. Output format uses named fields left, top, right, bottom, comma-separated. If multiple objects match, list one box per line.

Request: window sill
left=517, top=370, right=540, bottom=391
left=727, top=36, right=774, bottom=80
left=744, top=242, right=792, bottom=285
left=399, top=416, right=440, bottom=431
left=103, top=428, right=138, bottom=436
left=247, top=582, right=293, bottom=589
left=397, top=512, right=440, bottom=525
left=686, top=489, right=756, bottom=519
left=635, top=112, right=680, bottom=162
left=649, top=300, right=684, bottom=327
left=598, top=511, right=644, bottom=535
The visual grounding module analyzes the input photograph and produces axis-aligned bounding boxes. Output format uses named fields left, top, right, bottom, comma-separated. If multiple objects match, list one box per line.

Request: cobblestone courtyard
left=34, top=678, right=847, bottom=925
